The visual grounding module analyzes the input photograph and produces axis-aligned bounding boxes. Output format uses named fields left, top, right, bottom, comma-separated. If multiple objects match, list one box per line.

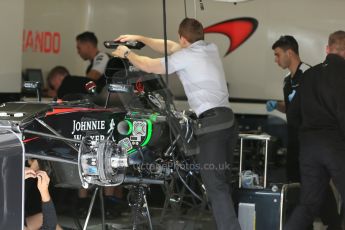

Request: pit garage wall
left=22, top=0, right=89, bottom=80
left=0, top=0, right=24, bottom=93
left=22, top=0, right=345, bottom=101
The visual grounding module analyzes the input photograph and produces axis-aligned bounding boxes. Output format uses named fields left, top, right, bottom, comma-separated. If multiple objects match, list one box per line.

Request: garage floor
left=52, top=187, right=333, bottom=230
left=58, top=207, right=216, bottom=230
left=57, top=207, right=329, bottom=230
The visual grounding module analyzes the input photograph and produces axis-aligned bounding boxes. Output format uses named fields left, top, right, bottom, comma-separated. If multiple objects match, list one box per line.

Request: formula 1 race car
left=0, top=56, right=201, bottom=229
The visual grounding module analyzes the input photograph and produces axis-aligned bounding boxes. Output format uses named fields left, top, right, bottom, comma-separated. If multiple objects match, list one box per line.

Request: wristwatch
left=124, top=49, right=131, bottom=59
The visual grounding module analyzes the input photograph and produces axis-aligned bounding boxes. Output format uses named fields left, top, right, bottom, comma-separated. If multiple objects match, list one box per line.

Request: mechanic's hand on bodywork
left=36, top=170, right=51, bottom=202
left=115, top=34, right=142, bottom=43
left=24, top=167, right=36, bottom=179
left=112, top=45, right=130, bottom=59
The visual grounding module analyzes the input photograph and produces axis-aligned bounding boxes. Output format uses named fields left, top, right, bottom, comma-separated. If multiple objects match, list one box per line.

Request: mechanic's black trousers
left=196, top=124, right=241, bottom=230
left=284, top=132, right=345, bottom=230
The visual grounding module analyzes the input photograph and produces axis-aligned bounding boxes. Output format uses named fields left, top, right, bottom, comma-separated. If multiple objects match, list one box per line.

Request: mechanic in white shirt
left=112, top=18, right=240, bottom=230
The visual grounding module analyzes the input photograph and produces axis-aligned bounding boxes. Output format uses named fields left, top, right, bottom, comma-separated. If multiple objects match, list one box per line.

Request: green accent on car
left=127, top=149, right=136, bottom=155
left=125, top=120, right=133, bottom=135
left=149, top=113, right=158, bottom=122
left=141, top=119, right=152, bottom=147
